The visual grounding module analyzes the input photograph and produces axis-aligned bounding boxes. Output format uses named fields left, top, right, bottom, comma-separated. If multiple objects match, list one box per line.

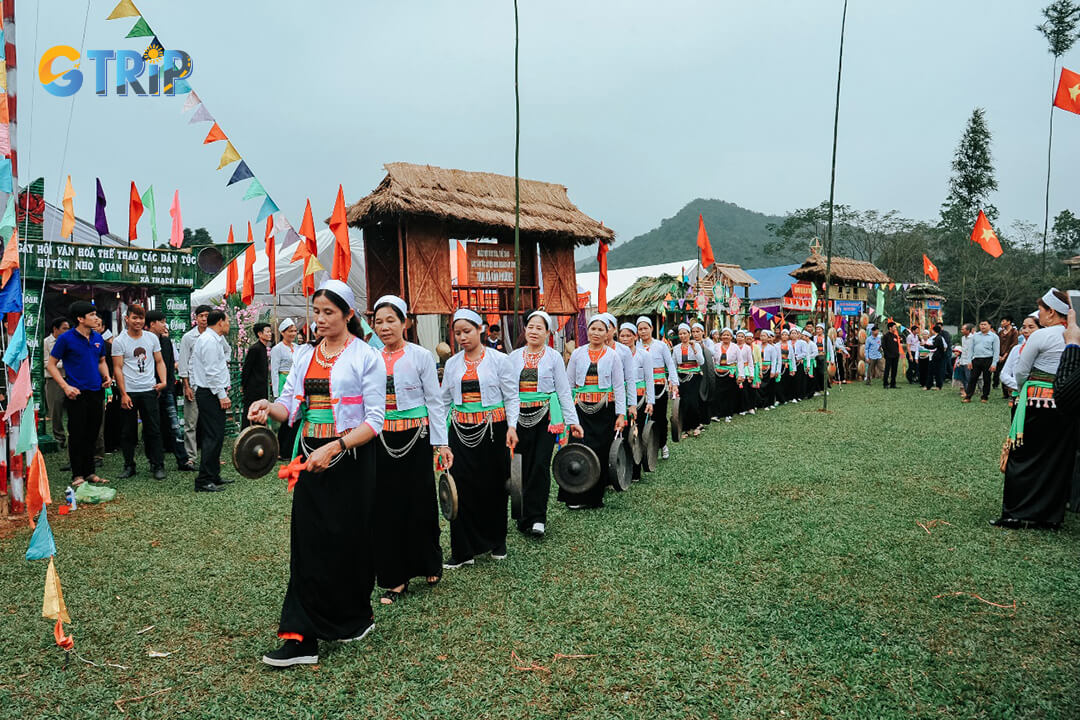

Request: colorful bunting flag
left=243, top=178, right=266, bottom=201
left=25, top=507, right=56, bottom=560
left=141, top=185, right=158, bottom=247
left=106, top=0, right=140, bottom=20
left=168, top=189, right=183, bottom=248
left=0, top=158, right=11, bottom=193
left=971, top=210, right=1003, bottom=258
left=15, top=405, right=38, bottom=456
left=182, top=90, right=201, bottom=112
left=42, top=558, right=70, bottom=623
left=94, top=178, right=109, bottom=237
left=25, top=448, right=51, bottom=525
left=217, top=142, right=240, bottom=170
left=242, top=222, right=255, bottom=305
left=227, top=160, right=253, bottom=186
left=3, top=316, right=25, bottom=366
left=189, top=104, right=213, bottom=124
left=202, top=122, right=226, bottom=144
left=126, top=16, right=153, bottom=38
left=128, top=181, right=143, bottom=243
left=330, top=185, right=351, bottom=281
left=61, top=176, right=75, bottom=239
left=256, top=195, right=278, bottom=223
left=0, top=213, right=19, bottom=285
left=266, top=215, right=276, bottom=295
left=225, top=225, right=237, bottom=296
left=305, top=254, right=325, bottom=276
left=876, top=289, right=886, bottom=318
left=0, top=266, right=21, bottom=313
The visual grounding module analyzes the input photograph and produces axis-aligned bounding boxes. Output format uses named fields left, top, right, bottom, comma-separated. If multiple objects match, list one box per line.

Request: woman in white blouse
left=440, top=308, right=519, bottom=567
left=671, top=323, right=705, bottom=437
left=509, top=311, right=583, bottom=537
left=618, top=322, right=655, bottom=479
left=270, top=318, right=299, bottom=459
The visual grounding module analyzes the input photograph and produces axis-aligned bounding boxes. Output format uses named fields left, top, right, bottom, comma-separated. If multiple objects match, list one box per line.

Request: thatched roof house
left=608, top=274, right=685, bottom=317
left=344, top=162, right=614, bottom=246
left=789, top=253, right=891, bottom=285
left=905, top=282, right=945, bottom=301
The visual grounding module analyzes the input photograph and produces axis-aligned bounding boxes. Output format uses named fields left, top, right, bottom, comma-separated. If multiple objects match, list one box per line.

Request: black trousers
left=65, top=389, right=104, bottom=480
left=157, top=390, right=189, bottom=466
left=883, top=356, right=898, bottom=388
left=195, top=388, right=225, bottom=487
left=965, top=357, right=993, bottom=400
left=121, top=389, right=164, bottom=469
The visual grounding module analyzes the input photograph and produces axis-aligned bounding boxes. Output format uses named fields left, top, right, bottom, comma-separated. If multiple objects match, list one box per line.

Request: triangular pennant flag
left=256, top=195, right=278, bottom=223
left=188, top=104, right=213, bottom=124
left=15, top=405, right=38, bottom=455
left=42, top=558, right=71, bottom=623
left=61, top=176, right=76, bottom=239
left=25, top=448, right=50, bottom=527
left=26, top=508, right=56, bottom=560
left=3, top=316, right=26, bottom=366
left=0, top=158, right=11, bottom=193
left=305, top=254, right=325, bottom=276
left=106, top=0, right=140, bottom=20
left=217, top=141, right=240, bottom=169
left=243, top=178, right=267, bottom=201
left=182, top=90, right=201, bottom=112
left=0, top=266, right=22, bottom=313
left=0, top=228, right=19, bottom=287
left=141, top=185, right=158, bottom=247
left=54, top=619, right=74, bottom=651
left=202, top=122, right=226, bottom=144
left=227, top=160, right=253, bottom=186
left=125, top=16, right=153, bottom=38
left=142, top=36, right=165, bottom=64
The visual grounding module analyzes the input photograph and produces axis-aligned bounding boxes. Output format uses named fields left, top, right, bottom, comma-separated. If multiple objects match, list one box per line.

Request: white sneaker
left=340, top=622, right=375, bottom=643
left=442, top=559, right=475, bottom=570
left=739, top=411, right=746, bottom=416
left=725, top=417, right=732, bottom=423
left=491, top=552, right=507, bottom=561
left=792, top=399, right=799, bottom=404
left=773, top=401, right=780, bottom=407
left=566, top=504, right=588, bottom=510
left=531, top=522, right=545, bottom=536
left=711, top=416, right=722, bottom=422
left=764, top=405, right=772, bottom=411
left=661, top=446, right=669, bottom=459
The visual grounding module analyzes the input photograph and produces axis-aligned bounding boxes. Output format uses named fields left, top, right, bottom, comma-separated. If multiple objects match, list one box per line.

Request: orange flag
left=922, top=254, right=939, bottom=282
left=329, top=185, right=351, bottom=281
left=298, top=200, right=317, bottom=296
left=202, top=122, right=227, bottom=144
left=128, top=181, right=143, bottom=243
left=597, top=241, right=609, bottom=313
left=242, top=222, right=256, bottom=305
left=697, top=214, right=715, bottom=267
left=61, top=176, right=76, bottom=239
left=0, top=228, right=18, bottom=287
left=456, top=241, right=467, bottom=284
left=225, top=225, right=237, bottom=296
left=1053, top=67, right=1080, bottom=115
left=971, top=210, right=1002, bottom=258
left=26, top=449, right=51, bottom=527
left=265, top=216, right=276, bottom=295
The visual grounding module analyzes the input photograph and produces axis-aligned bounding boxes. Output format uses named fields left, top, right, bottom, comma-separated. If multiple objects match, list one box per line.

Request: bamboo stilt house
left=343, top=163, right=614, bottom=316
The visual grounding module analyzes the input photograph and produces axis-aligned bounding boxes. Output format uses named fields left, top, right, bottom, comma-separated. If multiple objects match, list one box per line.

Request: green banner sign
left=161, top=291, right=192, bottom=337
left=21, top=240, right=198, bottom=287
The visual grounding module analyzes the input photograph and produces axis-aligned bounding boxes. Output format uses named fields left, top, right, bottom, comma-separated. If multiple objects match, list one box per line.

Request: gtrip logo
left=39, top=45, right=193, bottom=97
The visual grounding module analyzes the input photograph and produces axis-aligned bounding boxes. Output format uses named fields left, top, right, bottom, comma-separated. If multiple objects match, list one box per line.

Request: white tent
left=190, top=227, right=366, bottom=322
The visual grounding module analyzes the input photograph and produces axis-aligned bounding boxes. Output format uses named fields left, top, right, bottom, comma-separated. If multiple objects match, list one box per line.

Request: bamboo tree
left=1037, top=1, right=1080, bottom=275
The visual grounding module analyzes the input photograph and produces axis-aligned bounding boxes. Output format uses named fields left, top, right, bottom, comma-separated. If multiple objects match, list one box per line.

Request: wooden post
left=822, top=0, right=848, bottom=412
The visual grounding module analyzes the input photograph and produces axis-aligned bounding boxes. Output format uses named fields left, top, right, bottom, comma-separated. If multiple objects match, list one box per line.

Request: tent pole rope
left=822, top=0, right=847, bottom=412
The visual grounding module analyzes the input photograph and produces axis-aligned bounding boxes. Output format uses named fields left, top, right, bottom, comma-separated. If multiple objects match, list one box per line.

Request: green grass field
left=1, top=382, right=1078, bottom=719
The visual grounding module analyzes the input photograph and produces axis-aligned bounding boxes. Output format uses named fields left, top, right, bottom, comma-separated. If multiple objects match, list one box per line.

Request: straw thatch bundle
left=789, top=253, right=891, bottom=284
left=608, top=274, right=684, bottom=317
left=344, top=163, right=614, bottom=246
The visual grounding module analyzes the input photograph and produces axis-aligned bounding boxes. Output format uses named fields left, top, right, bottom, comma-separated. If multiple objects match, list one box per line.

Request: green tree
left=1037, top=1, right=1080, bottom=274
left=1052, top=209, right=1080, bottom=255
left=182, top=227, right=213, bottom=248
left=935, top=108, right=998, bottom=327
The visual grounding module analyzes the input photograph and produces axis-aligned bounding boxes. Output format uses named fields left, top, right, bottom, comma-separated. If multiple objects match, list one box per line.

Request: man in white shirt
left=190, top=309, right=232, bottom=492
left=43, top=317, right=70, bottom=449
left=112, top=304, right=167, bottom=480
left=178, top=304, right=212, bottom=464
left=956, top=323, right=974, bottom=392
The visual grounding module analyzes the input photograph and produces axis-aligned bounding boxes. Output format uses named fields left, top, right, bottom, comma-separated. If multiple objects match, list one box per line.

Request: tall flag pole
left=4, top=0, right=17, bottom=187
left=512, top=0, right=522, bottom=342
left=822, top=0, right=848, bottom=413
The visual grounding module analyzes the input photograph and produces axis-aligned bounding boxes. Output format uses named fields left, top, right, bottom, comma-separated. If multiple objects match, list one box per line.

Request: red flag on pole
left=597, top=241, right=609, bottom=313
left=297, top=200, right=317, bottom=297
left=1053, top=67, right=1080, bottom=115
left=922, top=253, right=939, bottom=282
left=242, top=222, right=256, bottom=305
left=329, top=185, right=351, bottom=281
left=456, top=241, right=467, bottom=284
left=128, top=181, right=143, bottom=244
left=971, top=210, right=1003, bottom=258
left=225, top=225, right=237, bottom=296
left=696, top=214, right=715, bottom=267
left=265, top=216, right=276, bottom=295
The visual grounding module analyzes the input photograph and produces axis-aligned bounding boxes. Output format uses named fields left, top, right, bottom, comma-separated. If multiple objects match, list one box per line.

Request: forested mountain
left=577, top=199, right=806, bottom=271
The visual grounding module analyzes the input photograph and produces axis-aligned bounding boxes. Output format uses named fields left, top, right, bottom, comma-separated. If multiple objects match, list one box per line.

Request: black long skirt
left=652, top=385, right=669, bottom=448
left=814, top=357, right=826, bottom=392
left=1002, top=406, right=1077, bottom=525
left=795, top=366, right=810, bottom=399
left=516, top=409, right=557, bottom=529
left=759, top=375, right=775, bottom=407
left=559, top=401, right=614, bottom=508
left=277, top=419, right=298, bottom=460
left=679, top=375, right=703, bottom=432
left=448, top=418, right=509, bottom=563
left=631, top=398, right=647, bottom=480
left=278, top=438, right=375, bottom=642
left=713, top=373, right=737, bottom=418
left=373, top=426, right=443, bottom=589
left=781, top=371, right=796, bottom=403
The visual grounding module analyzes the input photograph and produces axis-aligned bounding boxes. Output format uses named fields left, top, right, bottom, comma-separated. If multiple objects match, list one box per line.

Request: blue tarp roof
left=744, top=264, right=800, bottom=301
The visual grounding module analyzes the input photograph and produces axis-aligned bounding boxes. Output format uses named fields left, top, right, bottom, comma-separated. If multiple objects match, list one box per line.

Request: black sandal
left=379, top=588, right=406, bottom=605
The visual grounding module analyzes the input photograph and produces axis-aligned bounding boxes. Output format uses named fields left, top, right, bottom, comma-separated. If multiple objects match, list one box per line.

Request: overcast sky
left=20, top=0, right=1079, bottom=259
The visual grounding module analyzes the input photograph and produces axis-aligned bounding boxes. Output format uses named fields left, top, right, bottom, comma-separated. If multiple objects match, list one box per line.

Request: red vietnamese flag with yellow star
left=971, top=210, right=1002, bottom=258
left=922, top=253, right=939, bottom=282
left=1054, top=67, right=1080, bottom=115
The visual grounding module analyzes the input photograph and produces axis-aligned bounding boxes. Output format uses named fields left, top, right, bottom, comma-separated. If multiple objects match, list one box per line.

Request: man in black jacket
left=240, top=322, right=272, bottom=428
left=881, top=321, right=900, bottom=389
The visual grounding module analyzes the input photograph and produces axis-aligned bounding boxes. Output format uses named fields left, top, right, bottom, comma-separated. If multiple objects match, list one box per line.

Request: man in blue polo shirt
left=46, top=301, right=111, bottom=486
